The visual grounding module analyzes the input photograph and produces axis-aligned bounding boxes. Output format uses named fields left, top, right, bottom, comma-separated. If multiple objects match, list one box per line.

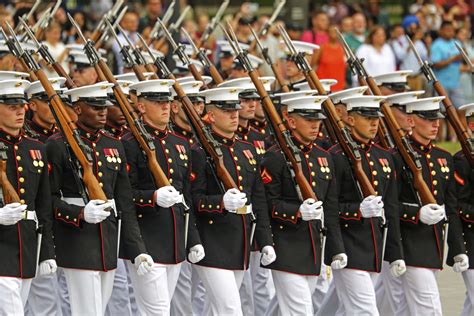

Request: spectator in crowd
left=113, top=10, right=140, bottom=74
left=456, top=27, right=474, bottom=112
left=138, top=0, right=162, bottom=33
left=340, top=15, right=353, bottom=34
left=389, top=23, right=408, bottom=67
left=313, top=26, right=346, bottom=91
left=300, top=11, right=330, bottom=46
left=256, top=15, right=282, bottom=77
left=355, top=26, right=396, bottom=78
left=42, top=21, right=68, bottom=78
left=286, top=21, right=304, bottom=40
left=364, top=0, right=390, bottom=28
left=431, top=20, right=464, bottom=140
left=344, top=12, right=368, bottom=51
left=398, top=22, right=430, bottom=91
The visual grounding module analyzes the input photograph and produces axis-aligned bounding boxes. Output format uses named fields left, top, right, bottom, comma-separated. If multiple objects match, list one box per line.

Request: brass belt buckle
left=236, top=205, right=248, bottom=214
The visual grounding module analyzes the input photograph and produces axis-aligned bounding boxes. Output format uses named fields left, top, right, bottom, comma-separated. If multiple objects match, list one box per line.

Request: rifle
left=35, top=0, right=62, bottom=41
left=224, top=21, right=331, bottom=265
left=95, top=5, right=128, bottom=49
left=222, top=22, right=315, bottom=201
left=196, top=0, right=229, bottom=49
left=2, top=22, right=111, bottom=206
left=181, top=27, right=223, bottom=85
left=248, top=0, right=285, bottom=53
left=158, top=19, right=209, bottom=89
left=248, top=25, right=289, bottom=92
left=90, top=0, right=124, bottom=43
left=279, top=24, right=376, bottom=198
left=0, top=143, right=20, bottom=205
left=20, top=18, right=75, bottom=89
left=115, top=24, right=159, bottom=78
left=334, top=30, right=394, bottom=149
left=68, top=13, right=172, bottom=189
left=29, top=7, right=51, bottom=36
left=15, top=0, right=42, bottom=33
left=104, top=19, right=148, bottom=81
left=337, top=28, right=436, bottom=205
left=155, top=5, right=191, bottom=52
left=455, top=42, right=474, bottom=74
left=146, top=0, right=175, bottom=46
left=407, top=36, right=474, bottom=168
left=138, top=33, right=238, bottom=191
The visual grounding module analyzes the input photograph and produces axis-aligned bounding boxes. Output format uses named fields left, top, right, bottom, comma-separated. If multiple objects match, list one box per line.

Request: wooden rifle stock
left=169, top=74, right=238, bottom=189
left=36, top=70, right=109, bottom=201
left=95, top=58, right=171, bottom=188
left=248, top=70, right=316, bottom=200
left=305, top=69, right=376, bottom=197
left=364, top=77, right=436, bottom=204
left=0, top=156, right=21, bottom=204
left=433, top=81, right=474, bottom=167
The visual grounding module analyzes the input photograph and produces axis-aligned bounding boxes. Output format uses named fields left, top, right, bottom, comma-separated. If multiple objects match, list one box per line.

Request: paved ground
left=439, top=265, right=465, bottom=315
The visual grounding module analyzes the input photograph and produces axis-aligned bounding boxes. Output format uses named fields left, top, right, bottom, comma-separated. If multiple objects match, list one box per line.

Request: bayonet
left=199, top=0, right=229, bottom=46
left=259, top=0, right=285, bottom=37
left=149, top=0, right=175, bottom=40
left=96, top=5, right=128, bottom=47
left=15, top=0, right=42, bottom=33
left=455, top=42, right=473, bottom=72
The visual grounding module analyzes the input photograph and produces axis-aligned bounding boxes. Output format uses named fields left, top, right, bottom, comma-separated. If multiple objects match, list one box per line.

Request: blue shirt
left=430, top=38, right=461, bottom=90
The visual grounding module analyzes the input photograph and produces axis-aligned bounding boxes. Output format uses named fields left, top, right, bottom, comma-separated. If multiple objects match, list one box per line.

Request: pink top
left=300, top=30, right=329, bottom=46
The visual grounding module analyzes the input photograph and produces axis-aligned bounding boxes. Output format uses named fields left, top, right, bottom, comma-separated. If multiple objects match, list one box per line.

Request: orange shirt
left=316, top=43, right=346, bottom=91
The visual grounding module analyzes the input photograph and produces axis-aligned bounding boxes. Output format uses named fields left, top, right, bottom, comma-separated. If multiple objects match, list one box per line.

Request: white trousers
left=25, top=272, right=61, bottom=316
left=127, top=261, right=182, bottom=316
left=272, top=270, right=318, bottom=316
left=399, top=266, right=441, bottom=316
left=0, top=277, right=32, bottom=316
left=63, top=268, right=116, bottom=316
left=312, top=263, right=331, bottom=314
left=374, top=261, right=405, bottom=315
left=191, top=265, right=207, bottom=316
left=333, top=269, right=379, bottom=316
left=240, top=251, right=274, bottom=316
left=461, top=269, right=474, bottom=316
left=194, top=265, right=245, bottom=316
left=170, top=261, right=193, bottom=316
left=105, top=259, right=132, bottom=316
left=56, top=268, right=70, bottom=316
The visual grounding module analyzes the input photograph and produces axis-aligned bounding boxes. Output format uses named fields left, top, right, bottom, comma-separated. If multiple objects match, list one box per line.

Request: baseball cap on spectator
left=402, top=15, right=419, bottom=31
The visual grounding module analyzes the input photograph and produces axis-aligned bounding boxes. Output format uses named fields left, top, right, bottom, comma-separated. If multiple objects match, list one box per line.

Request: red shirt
left=316, top=43, right=346, bottom=91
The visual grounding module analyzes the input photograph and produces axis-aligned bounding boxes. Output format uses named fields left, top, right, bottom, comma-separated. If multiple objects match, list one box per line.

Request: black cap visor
left=0, top=94, right=28, bottom=105
left=291, top=109, right=326, bottom=120
left=414, top=110, right=444, bottom=120
left=350, top=107, right=384, bottom=118
left=211, top=101, right=241, bottom=110
left=139, top=92, right=173, bottom=102
left=77, top=97, right=113, bottom=107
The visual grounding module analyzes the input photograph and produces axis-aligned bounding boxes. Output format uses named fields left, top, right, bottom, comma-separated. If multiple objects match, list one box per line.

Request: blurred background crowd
left=0, top=0, right=472, bottom=143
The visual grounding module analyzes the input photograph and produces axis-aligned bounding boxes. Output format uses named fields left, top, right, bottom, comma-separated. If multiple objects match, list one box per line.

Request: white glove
left=188, top=244, right=205, bottom=263
left=155, top=186, right=181, bottom=208
left=453, top=254, right=469, bottom=273
left=134, top=254, right=154, bottom=276
left=419, top=204, right=445, bottom=225
left=0, top=202, right=27, bottom=225
left=83, top=199, right=112, bottom=224
left=390, top=259, right=406, bottom=277
left=359, top=195, right=384, bottom=218
left=38, top=259, right=57, bottom=276
left=261, top=245, right=277, bottom=266
left=331, top=253, right=348, bottom=270
left=223, top=188, right=247, bottom=212
left=299, top=199, right=323, bottom=221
